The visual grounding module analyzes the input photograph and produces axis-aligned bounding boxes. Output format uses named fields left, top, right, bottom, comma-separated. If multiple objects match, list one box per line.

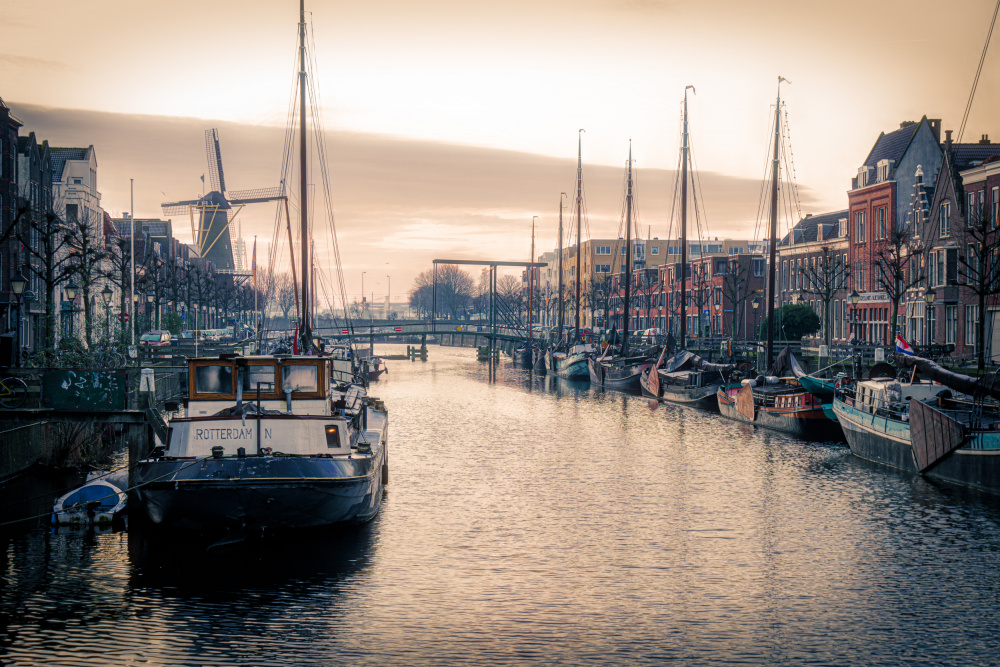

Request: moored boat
left=134, top=354, right=388, bottom=532
left=640, top=349, right=731, bottom=411
left=833, top=354, right=1000, bottom=494
left=717, top=375, right=839, bottom=439
left=547, top=344, right=593, bottom=380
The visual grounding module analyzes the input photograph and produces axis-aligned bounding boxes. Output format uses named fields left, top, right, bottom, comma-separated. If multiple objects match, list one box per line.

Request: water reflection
left=4, top=345, right=1000, bottom=665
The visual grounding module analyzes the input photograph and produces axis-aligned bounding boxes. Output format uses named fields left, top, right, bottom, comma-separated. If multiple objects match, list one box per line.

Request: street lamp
left=10, top=270, right=28, bottom=367
left=715, top=301, right=721, bottom=337
left=100, top=285, right=113, bottom=343
left=924, top=288, right=936, bottom=348
left=63, top=281, right=79, bottom=338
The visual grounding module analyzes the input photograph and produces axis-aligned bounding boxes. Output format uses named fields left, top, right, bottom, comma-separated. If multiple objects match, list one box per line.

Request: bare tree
left=18, top=204, right=75, bottom=358
left=276, top=272, right=297, bottom=322
left=496, top=274, right=524, bottom=323
left=64, top=207, right=107, bottom=349
left=874, top=226, right=923, bottom=346
left=798, top=247, right=850, bottom=349
left=956, top=200, right=1000, bottom=371
left=721, top=257, right=751, bottom=339
left=411, top=264, right=474, bottom=320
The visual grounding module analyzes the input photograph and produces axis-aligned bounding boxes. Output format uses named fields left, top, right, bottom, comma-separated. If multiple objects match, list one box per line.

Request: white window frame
left=940, top=201, right=951, bottom=237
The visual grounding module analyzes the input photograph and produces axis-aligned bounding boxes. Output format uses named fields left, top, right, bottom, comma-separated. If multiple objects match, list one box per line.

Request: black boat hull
left=588, top=357, right=646, bottom=392
left=133, top=453, right=385, bottom=532
left=639, top=368, right=721, bottom=411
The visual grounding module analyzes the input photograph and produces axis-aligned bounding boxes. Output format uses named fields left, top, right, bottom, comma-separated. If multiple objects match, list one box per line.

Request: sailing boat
left=641, top=86, right=734, bottom=406
left=588, top=143, right=654, bottom=391
left=715, top=78, right=836, bottom=439
left=132, top=0, right=389, bottom=534
left=547, top=132, right=595, bottom=380
left=513, top=217, right=537, bottom=368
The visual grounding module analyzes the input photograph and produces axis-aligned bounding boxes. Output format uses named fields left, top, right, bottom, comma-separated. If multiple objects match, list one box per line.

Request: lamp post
left=361, top=271, right=366, bottom=314
left=64, top=281, right=79, bottom=338
left=923, top=288, right=936, bottom=350
left=147, top=291, right=155, bottom=331
left=715, top=301, right=722, bottom=337
left=386, top=274, right=391, bottom=319
left=10, top=270, right=28, bottom=368
left=752, top=296, right=760, bottom=366
left=101, top=285, right=113, bottom=343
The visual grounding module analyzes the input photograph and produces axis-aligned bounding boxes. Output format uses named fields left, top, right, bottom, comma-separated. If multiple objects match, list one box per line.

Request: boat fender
left=765, top=376, right=780, bottom=384
left=741, top=379, right=756, bottom=387
left=755, top=375, right=766, bottom=386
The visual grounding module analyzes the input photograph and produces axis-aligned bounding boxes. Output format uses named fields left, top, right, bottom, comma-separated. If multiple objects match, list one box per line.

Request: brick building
left=847, top=117, right=942, bottom=344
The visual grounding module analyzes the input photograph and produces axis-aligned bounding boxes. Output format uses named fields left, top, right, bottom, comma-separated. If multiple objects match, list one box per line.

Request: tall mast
left=574, top=129, right=584, bottom=342
left=298, top=0, right=311, bottom=353
left=680, top=86, right=694, bottom=350
left=766, top=77, right=787, bottom=369
left=557, top=192, right=566, bottom=339
left=529, top=216, right=536, bottom=345
left=623, top=143, right=633, bottom=358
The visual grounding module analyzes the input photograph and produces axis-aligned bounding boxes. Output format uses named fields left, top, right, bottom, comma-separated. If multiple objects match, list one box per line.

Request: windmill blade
left=205, top=128, right=227, bottom=194
left=226, top=186, right=285, bottom=203
left=161, top=199, right=204, bottom=216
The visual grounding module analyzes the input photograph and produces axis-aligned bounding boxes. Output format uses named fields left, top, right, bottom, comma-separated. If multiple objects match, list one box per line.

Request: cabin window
left=325, top=424, right=342, bottom=448
left=195, top=365, right=233, bottom=394
left=283, top=365, right=319, bottom=393
left=243, top=365, right=277, bottom=393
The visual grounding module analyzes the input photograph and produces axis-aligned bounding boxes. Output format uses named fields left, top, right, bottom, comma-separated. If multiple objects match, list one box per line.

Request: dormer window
left=857, top=166, right=869, bottom=188
left=876, top=159, right=894, bottom=183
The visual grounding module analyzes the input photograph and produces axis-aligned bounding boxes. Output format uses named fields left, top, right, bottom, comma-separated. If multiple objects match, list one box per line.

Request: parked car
left=139, top=330, right=172, bottom=347
left=176, top=331, right=194, bottom=340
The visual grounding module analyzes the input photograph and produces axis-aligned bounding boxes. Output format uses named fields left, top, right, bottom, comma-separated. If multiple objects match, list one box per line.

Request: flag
left=200, top=174, right=205, bottom=183
left=251, top=237, right=257, bottom=286
left=895, top=333, right=914, bottom=356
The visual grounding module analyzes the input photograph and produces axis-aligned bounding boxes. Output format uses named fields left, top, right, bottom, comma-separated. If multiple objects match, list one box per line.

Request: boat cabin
left=188, top=355, right=331, bottom=417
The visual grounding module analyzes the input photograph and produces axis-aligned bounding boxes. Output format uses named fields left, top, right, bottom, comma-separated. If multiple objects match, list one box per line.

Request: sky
left=3, top=0, right=999, bottom=305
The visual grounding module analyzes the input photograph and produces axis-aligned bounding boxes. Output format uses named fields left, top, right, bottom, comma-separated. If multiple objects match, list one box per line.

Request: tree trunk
left=978, top=291, right=987, bottom=372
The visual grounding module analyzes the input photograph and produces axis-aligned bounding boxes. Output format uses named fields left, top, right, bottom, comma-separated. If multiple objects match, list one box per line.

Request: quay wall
left=0, top=421, right=48, bottom=481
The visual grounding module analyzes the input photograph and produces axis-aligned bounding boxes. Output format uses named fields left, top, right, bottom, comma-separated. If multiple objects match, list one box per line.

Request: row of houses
left=530, top=116, right=1000, bottom=360
left=0, top=96, right=234, bottom=358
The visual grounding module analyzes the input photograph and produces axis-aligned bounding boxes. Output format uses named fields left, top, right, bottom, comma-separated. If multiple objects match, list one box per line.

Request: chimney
left=929, top=118, right=942, bottom=143
left=945, top=129, right=953, bottom=151
left=981, top=134, right=991, bottom=145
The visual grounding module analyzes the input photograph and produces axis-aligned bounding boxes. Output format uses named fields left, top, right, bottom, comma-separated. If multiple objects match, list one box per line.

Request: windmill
left=162, top=129, right=284, bottom=273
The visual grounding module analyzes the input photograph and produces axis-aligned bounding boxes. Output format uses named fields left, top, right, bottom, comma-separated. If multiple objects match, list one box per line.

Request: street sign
left=341, top=328, right=349, bottom=334
left=395, top=326, right=402, bottom=332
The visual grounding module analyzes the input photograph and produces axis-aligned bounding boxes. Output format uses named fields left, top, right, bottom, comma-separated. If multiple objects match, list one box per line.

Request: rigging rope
left=958, top=0, right=1000, bottom=143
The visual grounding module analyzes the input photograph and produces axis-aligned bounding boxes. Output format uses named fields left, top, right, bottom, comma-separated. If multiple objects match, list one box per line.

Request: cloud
left=9, top=102, right=823, bottom=299
left=0, top=53, right=69, bottom=72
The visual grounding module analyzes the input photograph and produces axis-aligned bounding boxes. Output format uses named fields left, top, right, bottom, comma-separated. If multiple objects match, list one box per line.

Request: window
left=243, top=364, right=277, bottom=393
left=595, top=246, right=611, bottom=255
left=927, top=307, right=936, bottom=344
left=595, top=264, right=611, bottom=273
left=668, top=246, right=681, bottom=255
left=966, top=305, right=979, bottom=346
left=621, top=246, right=627, bottom=255
left=634, top=244, right=645, bottom=257
left=651, top=246, right=659, bottom=255
left=993, top=187, right=999, bottom=229
left=195, top=365, right=234, bottom=395
left=969, top=192, right=978, bottom=218
left=876, top=207, right=887, bottom=240
left=855, top=210, right=866, bottom=242
left=940, top=201, right=951, bottom=237
left=690, top=244, right=702, bottom=254
left=946, top=305, right=957, bottom=344
left=706, top=244, right=722, bottom=253
left=283, top=365, right=318, bottom=393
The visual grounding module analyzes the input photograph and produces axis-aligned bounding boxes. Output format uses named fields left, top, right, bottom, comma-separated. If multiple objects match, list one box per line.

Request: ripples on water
left=3, top=345, right=1000, bottom=665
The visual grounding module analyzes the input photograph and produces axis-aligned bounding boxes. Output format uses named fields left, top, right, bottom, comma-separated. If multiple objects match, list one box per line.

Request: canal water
left=3, top=344, right=1000, bottom=665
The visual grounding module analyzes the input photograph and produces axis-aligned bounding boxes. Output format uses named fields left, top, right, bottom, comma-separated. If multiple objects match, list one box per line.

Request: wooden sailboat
left=589, top=143, right=653, bottom=391
left=640, top=86, right=733, bottom=406
left=133, top=0, right=389, bottom=534
left=513, top=217, right=537, bottom=368
left=715, top=78, right=838, bottom=439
